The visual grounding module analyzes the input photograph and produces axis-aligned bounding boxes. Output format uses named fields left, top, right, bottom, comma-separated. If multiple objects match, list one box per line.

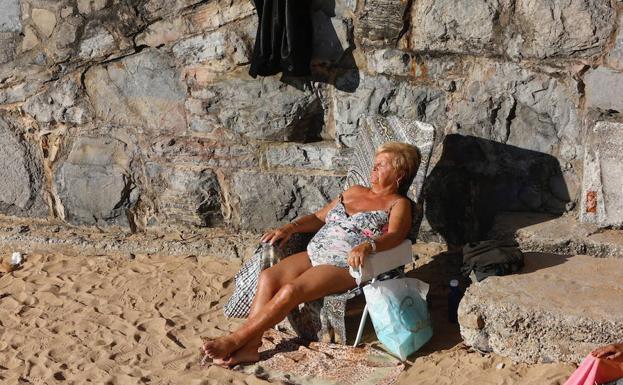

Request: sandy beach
left=0, top=245, right=576, bottom=385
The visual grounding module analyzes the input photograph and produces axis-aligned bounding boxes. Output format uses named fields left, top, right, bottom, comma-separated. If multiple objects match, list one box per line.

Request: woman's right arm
left=261, top=194, right=341, bottom=247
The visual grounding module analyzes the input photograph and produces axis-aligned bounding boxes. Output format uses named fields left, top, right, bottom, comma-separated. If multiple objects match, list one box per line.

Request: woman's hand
left=261, top=223, right=296, bottom=248
left=348, top=242, right=374, bottom=269
left=591, top=343, right=623, bottom=359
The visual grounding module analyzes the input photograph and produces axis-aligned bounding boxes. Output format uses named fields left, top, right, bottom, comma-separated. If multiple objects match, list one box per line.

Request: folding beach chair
left=348, top=239, right=414, bottom=346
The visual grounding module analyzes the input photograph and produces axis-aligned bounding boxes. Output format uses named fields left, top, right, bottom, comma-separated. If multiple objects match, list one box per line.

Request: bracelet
left=368, top=239, right=377, bottom=253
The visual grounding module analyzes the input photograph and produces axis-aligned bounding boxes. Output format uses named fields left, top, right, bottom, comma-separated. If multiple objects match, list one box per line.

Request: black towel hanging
left=249, top=0, right=313, bottom=78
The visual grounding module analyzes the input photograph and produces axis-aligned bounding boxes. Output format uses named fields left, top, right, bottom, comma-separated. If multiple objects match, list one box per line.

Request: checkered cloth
left=223, top=243, right=278, bottom=318
left=224, top=234, right=311, bottom=319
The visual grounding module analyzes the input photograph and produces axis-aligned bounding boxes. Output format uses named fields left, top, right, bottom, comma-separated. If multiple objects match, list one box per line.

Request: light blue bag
left=363, top=277, right=433, bottom=360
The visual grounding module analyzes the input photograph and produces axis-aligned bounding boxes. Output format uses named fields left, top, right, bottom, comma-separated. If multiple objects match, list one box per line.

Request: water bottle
left=448, top=279, right=463, bottom=324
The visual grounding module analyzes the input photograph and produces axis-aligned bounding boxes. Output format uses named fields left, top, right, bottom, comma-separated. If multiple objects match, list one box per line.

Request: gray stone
left=0, top=0, right=21, bottom=33
left=580, top=121, right=623, bottom=228
left=513, top=0, right=614, bottom=59
left=21, top=26, right=40, bottom=51
left=146, top=164, right=223, bottom=227
left=77, top=0, right=107, bottom=15
left=79, top=26, right=116, bottom=59
left=356, top=0, right=409, bottom=46
left=0, top=118, right=45, bottom=216
left=55, top=134, right=138, bottom=226
left=137, top=0, right=202, bottom=21
left=459, top=253, right=623, bottom=364
left=265, top=142, right=350, bottom=172
left=187, top=0, right=256, bottom=32
left=332, top=72, right=447, bottom=147
left=408, top=0, right=506, bottom=54
left=233, top=172, right=345, bottom=230
left=606, top=14, right=623, bottom=71
left=450, top=62, right=581, bottom=160
left=0, top=32, right=18, bottom=64
left=0, top=81, right=42, bottom=104
left=135, top=17, right=189, bottom=47
left=48, top=16, right=82, bottom=62
left=200, top=76, right=322, bottom=141
left=584, top=67, right=623, bottom=112
left=23, top=78, right=93, bottom=125
left=365, top=49, right=413, bottom=77
left=172, top=29, right=250, bottom=70
left=148, top=136, right=259, bottom=169
left=408, top=0, right=614, bottom=59
left=84, top=49, right=187, bottom=134
left=32, top=8, right=56, bottom=38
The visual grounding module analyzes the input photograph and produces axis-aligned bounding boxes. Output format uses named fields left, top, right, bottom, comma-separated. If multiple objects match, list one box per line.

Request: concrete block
left=580, top=121, right=623, bottom=228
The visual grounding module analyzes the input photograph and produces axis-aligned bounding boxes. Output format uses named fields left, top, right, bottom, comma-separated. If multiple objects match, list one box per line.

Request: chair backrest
left=345, top=116, right=436, bottom=241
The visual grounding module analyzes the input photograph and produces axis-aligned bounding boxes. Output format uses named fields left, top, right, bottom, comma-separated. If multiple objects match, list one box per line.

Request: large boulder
left=459, top=253, right=623, bottom=364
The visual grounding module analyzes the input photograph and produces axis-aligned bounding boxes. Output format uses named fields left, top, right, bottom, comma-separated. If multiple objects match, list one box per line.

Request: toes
left=213, top=357, right=235, bottom=367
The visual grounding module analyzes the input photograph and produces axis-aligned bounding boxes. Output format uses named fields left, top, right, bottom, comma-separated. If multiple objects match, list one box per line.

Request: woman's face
left=370, top=152, right=401, bottom=189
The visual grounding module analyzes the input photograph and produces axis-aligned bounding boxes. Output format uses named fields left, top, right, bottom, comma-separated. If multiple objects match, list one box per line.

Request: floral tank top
left=306, top=194, right=396, bottom=268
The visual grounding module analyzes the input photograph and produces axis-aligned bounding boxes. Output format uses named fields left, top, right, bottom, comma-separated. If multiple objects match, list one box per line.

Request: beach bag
left=461, top=240, right=524, bottom=283
left=223, top=243, right=282, bottom=318
left=363, top=278, right=433, bottom=361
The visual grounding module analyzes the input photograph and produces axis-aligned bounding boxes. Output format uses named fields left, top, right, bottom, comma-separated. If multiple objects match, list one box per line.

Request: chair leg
left=353, top=304, right=369, bottom=347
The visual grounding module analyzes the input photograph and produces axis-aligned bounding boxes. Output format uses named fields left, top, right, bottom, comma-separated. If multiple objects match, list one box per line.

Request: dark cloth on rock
left=249, top=0, right=312, bottom=78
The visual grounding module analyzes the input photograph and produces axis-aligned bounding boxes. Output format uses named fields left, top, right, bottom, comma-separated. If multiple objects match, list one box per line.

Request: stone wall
left=1, top=0, right=622, bottom=249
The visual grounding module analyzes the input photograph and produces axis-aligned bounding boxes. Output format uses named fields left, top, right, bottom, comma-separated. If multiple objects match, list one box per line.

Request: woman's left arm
left=348, top=198, right=411, bottom=268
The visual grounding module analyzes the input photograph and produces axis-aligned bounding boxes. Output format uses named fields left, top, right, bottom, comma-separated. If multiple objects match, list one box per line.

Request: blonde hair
left=375, top=142, right=421, bottom=194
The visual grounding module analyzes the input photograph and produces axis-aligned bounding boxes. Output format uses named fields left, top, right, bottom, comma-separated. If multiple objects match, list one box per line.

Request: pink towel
left=564, top=355, right=623, bottom=385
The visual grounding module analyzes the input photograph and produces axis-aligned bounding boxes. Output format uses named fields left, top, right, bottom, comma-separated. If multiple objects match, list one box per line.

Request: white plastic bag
left=363, top=278, right=433, bottom=360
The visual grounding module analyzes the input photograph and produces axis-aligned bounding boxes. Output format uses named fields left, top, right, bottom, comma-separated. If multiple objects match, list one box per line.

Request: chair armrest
left=349, top=240, right=413, bottom=285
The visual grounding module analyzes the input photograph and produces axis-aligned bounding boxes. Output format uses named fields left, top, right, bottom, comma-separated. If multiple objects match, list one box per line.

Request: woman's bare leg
left=204, top=265, right=356, bottom=361
left=213, top=251, right=312, bottom=365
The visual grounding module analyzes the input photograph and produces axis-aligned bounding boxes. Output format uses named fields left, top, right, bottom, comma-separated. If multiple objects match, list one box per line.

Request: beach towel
left=563, top=354, right=623, bottom=385
left=237, top=328, right=405, bottom=385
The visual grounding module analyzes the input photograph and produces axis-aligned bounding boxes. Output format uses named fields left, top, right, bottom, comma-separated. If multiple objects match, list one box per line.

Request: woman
left=203, top=142, right=421, bottom=366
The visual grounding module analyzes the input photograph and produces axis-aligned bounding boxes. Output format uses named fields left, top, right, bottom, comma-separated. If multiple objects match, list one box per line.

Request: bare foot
left=213, top=346, right=261, bottom=367
left=202, top=335, right=241, bottom=360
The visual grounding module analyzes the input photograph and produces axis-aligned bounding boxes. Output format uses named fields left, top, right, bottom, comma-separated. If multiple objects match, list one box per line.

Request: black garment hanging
left=249, top=0, right=312, bottom=78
